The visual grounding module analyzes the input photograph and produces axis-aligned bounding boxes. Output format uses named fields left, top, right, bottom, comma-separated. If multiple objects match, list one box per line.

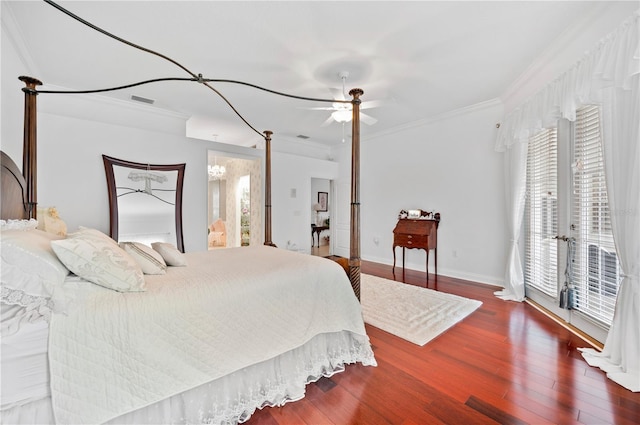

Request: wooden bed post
left=349, top=88, right=363, bottom=301
left=263, top=130, right=276, bottom=247
left=19, top=76, right=42, bottom=220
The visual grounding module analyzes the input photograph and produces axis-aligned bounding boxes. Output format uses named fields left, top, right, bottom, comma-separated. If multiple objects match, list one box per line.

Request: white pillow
left=1, top=229, right=69, bottom=299
left=120, top=242, right=167, bottom=275
left=151, top=242, right=187, bottom=267
left=0, top=219, right=38, bottom=231
left=77, top=226, right=119, bottom=245
left=51, top=228, right=145, bottom=292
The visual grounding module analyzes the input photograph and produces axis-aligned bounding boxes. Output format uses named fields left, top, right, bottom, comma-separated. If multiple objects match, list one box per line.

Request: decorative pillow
left=36, top=206, right=67, bottom=237
left=151, top=242, right=187, bottom=267
left=51, top=228, right=145, bottom=292
left=120, top=242, right=167, bottom=275
left=1, top=229, right=69, bottom=300
left=76, top=226, right=119, bottom=245
left=0, top=219, right=38, bottom=231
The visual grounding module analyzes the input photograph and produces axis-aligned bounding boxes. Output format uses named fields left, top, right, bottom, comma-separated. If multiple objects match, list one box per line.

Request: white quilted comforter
left=48, top=246, right=374, bottom=424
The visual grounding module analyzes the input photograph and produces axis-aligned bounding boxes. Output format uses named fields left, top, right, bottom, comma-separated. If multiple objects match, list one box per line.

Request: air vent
left=296, top=134, right=310, bottom=139
left=130, top=95, right=155, bottom=105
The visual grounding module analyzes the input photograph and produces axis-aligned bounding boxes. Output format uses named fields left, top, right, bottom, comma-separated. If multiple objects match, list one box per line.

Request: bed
left=1, top=150, right=376, bottom=424
left=1, top=3, right=372, bottom=423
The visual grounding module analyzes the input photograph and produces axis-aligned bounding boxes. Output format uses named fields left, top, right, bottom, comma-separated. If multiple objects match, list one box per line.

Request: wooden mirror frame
left=103, top=155, right=186, bottom=252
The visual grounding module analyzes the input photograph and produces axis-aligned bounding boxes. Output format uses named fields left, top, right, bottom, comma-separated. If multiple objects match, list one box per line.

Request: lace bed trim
left=1, top=286, right=52, bottom=323
left=0, top=332, right=375, bottom=424
left=107, top=331, right=376, bottom=425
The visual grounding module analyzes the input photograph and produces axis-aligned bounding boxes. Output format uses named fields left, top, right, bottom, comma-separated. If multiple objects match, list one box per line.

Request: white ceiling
left=2, top=1, right=630, bottom=147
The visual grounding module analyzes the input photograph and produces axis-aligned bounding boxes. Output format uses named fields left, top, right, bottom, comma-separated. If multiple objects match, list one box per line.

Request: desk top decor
left=398, top=209, right=440, bottom=221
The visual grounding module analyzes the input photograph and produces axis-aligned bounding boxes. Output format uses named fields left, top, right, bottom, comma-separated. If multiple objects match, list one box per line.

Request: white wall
left=332, top=100, right=507, bottom=286
left=271, top=152, right=338, bottom=252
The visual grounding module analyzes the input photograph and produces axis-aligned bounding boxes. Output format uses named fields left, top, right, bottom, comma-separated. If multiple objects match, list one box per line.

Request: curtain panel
left=494, top=12, right=639, bottom=391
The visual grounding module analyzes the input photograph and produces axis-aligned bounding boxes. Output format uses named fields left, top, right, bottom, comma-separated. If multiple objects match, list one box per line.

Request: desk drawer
left=394, top=234, right=429, bottom=247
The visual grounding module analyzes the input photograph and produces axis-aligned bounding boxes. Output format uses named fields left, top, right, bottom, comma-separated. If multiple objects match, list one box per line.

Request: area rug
left=361, top=274, right=482, bottom=346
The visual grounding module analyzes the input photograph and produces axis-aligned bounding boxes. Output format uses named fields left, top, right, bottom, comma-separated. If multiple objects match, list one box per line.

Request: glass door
left=524, top=106, right=621, bottom=344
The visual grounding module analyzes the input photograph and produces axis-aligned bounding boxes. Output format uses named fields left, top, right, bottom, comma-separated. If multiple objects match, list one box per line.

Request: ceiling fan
left=311, top=71, right=382, bottom=127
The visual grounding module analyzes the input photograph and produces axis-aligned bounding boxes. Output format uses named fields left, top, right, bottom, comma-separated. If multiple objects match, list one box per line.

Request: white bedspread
left=48, top=246, right=374, bottom=424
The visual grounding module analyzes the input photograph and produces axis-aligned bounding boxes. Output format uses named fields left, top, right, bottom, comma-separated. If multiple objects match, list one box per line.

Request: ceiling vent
left=296, top=134, right=310, bottom=139
left=130, top=95, right=155, bottom=105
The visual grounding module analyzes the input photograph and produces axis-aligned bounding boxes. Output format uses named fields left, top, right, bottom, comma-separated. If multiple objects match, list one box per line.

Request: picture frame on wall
left=318, top=192, right=328, bottom=212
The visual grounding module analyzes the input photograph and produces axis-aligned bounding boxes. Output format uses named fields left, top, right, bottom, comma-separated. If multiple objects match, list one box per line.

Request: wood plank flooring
left=248, top=261, right=640, bottom=424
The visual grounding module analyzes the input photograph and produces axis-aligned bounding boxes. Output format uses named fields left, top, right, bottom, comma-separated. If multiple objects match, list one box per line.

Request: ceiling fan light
left=331, top=109, right=352, bottom=123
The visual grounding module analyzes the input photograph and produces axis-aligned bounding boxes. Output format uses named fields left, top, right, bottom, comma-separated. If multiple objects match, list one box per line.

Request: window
left=525, top=128, right=558, bottom=297
left=571, top=105, right=620, bottom=326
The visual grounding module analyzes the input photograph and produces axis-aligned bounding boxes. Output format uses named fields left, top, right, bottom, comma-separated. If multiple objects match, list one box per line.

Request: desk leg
left=426, top=250, right=429, bottom=281
left=402, top=247, right=405, bottom=271
left=434, top=248, right=437, bottom=277
left=392, top=246, right=396, bottom=270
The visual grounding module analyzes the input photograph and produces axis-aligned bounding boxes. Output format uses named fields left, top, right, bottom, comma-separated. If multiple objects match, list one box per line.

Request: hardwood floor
left=248, top=261, right=640, bottom=424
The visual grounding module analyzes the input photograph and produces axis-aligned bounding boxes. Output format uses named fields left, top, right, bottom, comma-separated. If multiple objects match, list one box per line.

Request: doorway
left=207, top=151, right=261, bottom=249
left=311, top=177, right=331, bottom=257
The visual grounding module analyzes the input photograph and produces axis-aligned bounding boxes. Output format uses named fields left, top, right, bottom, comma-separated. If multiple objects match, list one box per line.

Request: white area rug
left=361, top=274, right=482, bottom=346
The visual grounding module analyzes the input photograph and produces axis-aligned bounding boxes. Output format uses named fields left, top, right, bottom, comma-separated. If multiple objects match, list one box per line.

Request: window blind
left=525, top=128, right=558, bottom=297
left=571, top=105, right=619, bottom=326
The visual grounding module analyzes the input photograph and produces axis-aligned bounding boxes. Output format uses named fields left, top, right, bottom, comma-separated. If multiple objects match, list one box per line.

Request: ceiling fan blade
left=320, top=116, right=335, bottom=127
left=361, top=99, right=383, bottom=110
left=304, top=106, right=336, bottom=111
left=360, top=112, right=378, bottom=125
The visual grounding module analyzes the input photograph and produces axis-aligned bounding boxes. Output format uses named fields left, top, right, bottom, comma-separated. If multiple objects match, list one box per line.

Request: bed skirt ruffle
left=1, top=330, right=375, bottom=425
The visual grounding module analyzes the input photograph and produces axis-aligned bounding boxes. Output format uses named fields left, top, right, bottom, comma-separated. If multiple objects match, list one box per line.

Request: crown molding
left=363, top=98, right=503, bottom=142
left=1, top=1, right=42, bottom=78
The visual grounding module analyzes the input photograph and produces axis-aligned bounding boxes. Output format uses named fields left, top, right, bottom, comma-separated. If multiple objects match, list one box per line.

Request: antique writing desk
left=392, top=213, right=440, bottom=280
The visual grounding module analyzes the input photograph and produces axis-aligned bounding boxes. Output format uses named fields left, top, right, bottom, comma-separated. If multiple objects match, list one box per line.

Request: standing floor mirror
left=103, top=155, right=186, bottom=252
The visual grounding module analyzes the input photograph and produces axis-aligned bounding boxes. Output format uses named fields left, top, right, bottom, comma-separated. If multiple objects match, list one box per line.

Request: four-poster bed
left=1, top=1, right=372, bottom=424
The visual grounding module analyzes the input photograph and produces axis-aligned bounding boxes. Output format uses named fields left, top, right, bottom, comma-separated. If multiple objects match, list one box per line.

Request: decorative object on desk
left=312, top=203, right=322, bottom=226
left=399, top=209, right=437, bottom=220
left=361, top=274, right=482, bottom=346
left=317, top=192, right=328, bottom=212
left=407, top=209, right=421, bottom=219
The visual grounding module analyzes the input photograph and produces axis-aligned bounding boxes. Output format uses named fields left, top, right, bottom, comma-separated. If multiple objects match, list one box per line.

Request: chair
left=208, top=219, right=226, bottom=248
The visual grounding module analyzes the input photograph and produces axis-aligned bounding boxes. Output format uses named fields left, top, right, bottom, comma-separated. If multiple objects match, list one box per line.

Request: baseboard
left=362, top=255, right=504, bottom=288
left=525, top=299, right=604, bottom=350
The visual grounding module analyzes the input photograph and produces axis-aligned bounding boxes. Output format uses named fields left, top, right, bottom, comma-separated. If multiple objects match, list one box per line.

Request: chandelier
left=208, top=163, right=226, bottom=180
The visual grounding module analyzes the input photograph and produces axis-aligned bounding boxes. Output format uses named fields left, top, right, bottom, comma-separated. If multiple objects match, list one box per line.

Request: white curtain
left=494, top=141, right=527, bottom=301
left=495, top=12, right=639, bottom=391
left=579, top=73, right=639, bottom=392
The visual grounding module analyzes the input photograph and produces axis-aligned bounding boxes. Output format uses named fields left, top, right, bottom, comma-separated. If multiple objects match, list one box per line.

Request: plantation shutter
left=571, top=105, right=620, bottom=326
left=525, top=128, right=558, bottom=297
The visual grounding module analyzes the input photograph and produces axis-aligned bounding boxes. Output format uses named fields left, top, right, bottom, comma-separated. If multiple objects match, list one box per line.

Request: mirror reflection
left=103, top=155, right=185, bottom=252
